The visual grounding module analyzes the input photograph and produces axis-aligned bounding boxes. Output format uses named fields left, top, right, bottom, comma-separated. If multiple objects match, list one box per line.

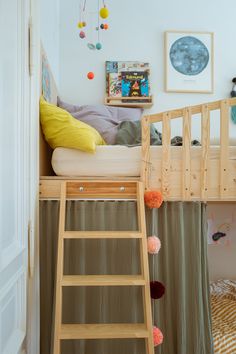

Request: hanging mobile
left=95, top=0, right=102, bottom=50
left=78, top=0, right=87, bottom=39
left=77, top=0, right=109, bottom=50
left=100, top=0, right=109, bottom=19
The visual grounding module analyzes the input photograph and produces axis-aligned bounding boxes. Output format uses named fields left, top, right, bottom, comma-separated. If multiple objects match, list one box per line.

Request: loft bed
left=39, top=51, right=235, bottom=354
left=39, top=52, right=236, bottom=202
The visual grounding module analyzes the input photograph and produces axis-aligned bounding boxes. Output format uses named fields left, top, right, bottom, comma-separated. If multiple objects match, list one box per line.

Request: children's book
left=108, top=73, right=122, bottom=97
left=121, top=71, right=149, bottom=98
left=106, top=61, right=150, bottom=101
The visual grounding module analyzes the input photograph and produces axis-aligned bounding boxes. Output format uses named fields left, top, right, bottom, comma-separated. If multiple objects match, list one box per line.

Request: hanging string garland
left=149, top=250, right=165, bottom=348
left=77, top=0, right=109, bottom=51
left=146, top=197, right=165, bottom=348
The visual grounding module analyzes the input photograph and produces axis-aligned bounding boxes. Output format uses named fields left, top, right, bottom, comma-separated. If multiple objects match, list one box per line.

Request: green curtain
left=146, top=202, right=213, bottom=354
left=40, top=200, right=213, bottom=354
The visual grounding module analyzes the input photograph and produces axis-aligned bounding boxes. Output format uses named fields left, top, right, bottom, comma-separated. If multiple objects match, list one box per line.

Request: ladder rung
left=62, top=275, right=146, bottom=286
left=63, top=231, right=142, bottom=239
left=60, top=323, right=149, bottom=339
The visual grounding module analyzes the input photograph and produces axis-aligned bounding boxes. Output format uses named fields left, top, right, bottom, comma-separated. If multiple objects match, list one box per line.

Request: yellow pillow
left=40, top=97, right=106, bottom=152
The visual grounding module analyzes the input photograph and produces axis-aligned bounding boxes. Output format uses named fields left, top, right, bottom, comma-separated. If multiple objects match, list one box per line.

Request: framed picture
left=165, top=31, right=214, bottom=93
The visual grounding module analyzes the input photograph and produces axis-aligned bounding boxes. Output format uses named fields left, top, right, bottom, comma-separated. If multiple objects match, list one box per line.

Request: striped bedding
left=210, top=280, right=236, bottom=354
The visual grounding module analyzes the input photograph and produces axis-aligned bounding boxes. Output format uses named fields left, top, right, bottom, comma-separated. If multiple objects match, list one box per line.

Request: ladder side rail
left=137, top=182, right=155, bottom=354
left=53, top=181, right=67, bottom=354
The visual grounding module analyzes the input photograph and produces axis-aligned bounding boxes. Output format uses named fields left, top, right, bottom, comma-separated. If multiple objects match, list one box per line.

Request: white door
left=0, top=0, right=31, bottom=353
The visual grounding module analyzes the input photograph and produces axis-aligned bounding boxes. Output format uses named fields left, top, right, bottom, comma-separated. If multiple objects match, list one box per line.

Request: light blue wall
left=58, top=0, right=236, bottom=139
left=40, top=0, right=60, bottom=85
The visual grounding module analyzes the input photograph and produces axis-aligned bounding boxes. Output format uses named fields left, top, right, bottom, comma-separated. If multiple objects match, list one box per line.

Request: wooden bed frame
left=141, top=97, right=236, bottom=201
left=39, top=51, right=236, bottom=202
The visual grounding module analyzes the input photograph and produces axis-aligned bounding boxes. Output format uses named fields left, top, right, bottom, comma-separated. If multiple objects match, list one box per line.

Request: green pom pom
left=96, top=42, right=102, bottom=50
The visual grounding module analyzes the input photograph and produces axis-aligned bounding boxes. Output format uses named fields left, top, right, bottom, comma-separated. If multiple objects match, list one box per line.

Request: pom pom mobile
left=77, top=0, right=109, bottom=51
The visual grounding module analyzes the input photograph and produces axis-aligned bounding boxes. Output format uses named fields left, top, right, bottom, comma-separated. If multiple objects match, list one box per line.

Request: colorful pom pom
left=100, top=23, right=104, bottom=29
left=144, top=190, right=163, bottom=209
left=87, top=72, right=95, bottom=80
left=147, top=236, right=161, bottom=254
left=82, top=21, right=86, bottom=27
left=77, top=21, right=83, bottom=28
left=79, top=31, right=86, bottom=39
left=153, top=326, right=163, bottom=346
left=96, top=42, right=102, bottom=50
left=100, top=7, right=109, bottom=19
left=87, top=43, right=96, bottom=50
left=104, top=23, right=109, bottom=30
left=150, top=281, right=165, bottom=299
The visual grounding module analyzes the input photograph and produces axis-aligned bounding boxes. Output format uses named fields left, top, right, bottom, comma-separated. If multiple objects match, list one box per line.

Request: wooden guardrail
left=141, top=98, right=236, bottom=201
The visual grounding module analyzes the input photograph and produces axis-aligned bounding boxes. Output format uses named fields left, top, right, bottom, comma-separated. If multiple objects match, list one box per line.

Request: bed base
left=40, top=98, right=236, bottom=202
left=40, top=177, right=139, bottom=199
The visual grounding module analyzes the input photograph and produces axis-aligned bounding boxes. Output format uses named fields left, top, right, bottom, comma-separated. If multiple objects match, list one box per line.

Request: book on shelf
left=108, top=73, right=122, bottom=97
left=121, top=71, right=149, bottom=102
left=106, top=61, right=151, bottom=103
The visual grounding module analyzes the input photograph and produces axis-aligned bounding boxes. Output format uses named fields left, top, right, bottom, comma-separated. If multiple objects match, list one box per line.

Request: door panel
left=0, top=270, right=26, bottom=354
left=0, top=0, right=30, bottom=353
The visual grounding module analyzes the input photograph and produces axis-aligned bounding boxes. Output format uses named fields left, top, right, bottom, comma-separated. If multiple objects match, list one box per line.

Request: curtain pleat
left=40, top=200, right=213, bottom=354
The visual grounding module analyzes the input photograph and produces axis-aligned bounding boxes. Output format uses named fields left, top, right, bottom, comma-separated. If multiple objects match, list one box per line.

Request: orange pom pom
left=87, top=72, right=95, bottom=80
left=144, top=190, right=163, bottom=209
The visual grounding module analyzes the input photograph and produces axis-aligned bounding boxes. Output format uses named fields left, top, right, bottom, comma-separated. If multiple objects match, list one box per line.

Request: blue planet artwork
left=169, top=36, right=209, bottom=76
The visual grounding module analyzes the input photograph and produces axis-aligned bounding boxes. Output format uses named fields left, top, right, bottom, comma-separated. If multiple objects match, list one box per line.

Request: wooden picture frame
left=165, top=31, right=214, bottom=93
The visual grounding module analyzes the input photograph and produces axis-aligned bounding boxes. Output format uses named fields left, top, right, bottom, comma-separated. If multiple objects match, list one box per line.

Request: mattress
left=52, top=144, right=236, bottom=178
left=210, top=280, right=236, bottom=354
left=52, top=146, right=143, bottom=177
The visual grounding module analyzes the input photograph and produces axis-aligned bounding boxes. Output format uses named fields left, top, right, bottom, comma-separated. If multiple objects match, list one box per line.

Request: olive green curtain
left=40, top=200, right=213, bottom=354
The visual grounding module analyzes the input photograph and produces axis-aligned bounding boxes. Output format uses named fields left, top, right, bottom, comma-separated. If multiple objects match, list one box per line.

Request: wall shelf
left=104, top=95, right=153, bottom=109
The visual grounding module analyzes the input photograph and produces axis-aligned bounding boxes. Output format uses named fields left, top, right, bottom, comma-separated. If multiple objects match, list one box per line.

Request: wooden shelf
left=104, top=95, right=153, bottom=108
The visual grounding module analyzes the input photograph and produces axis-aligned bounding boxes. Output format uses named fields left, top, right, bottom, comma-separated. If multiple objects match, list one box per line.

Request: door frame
left=26, top=0, right=41, bottom=353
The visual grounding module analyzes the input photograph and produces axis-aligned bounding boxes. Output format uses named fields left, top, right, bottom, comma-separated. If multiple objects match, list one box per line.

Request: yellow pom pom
left=77, top=22, right=83, bottom=28
left=100, top=7, right=109, bottom=19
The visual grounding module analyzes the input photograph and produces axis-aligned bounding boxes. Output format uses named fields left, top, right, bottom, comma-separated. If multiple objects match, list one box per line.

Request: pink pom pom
left=147, top=236, right=161, bottom=254
left=153, top=326, right=163, bottom=347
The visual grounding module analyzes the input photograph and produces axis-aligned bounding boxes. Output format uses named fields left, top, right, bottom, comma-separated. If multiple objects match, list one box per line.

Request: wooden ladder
left=53, top=180, right=154, bottom=354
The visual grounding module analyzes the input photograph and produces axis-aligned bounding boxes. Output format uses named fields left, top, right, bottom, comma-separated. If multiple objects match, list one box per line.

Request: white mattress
left=52, top=146, right=143, bottom=177
left=52, top=143, right=236, bottom=177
